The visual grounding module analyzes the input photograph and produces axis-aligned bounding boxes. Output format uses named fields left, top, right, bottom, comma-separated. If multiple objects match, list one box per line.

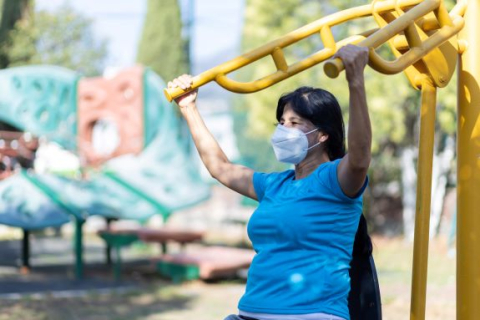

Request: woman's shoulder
left=314, top=158, right=367, bottom=201
left=254, top=169, right=294, bottom=187
left=255, top=169, right=294, bottom=182
left=311, top=159, right=341, bottom=188
left=314, top=159, right=341, bottom=176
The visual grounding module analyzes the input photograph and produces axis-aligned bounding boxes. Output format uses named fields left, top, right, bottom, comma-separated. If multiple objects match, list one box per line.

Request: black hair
left=276, top=86, right=346, bottom=160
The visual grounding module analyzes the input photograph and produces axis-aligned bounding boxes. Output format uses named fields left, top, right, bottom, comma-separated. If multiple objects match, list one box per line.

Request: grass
left=373, top=236, right=456, bottom=320
left=0, top=236, right=456, bottom=320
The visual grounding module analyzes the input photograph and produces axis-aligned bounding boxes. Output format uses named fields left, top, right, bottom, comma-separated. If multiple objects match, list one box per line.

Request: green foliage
left=1, top=3, right=107, bottom=76
left=136, top=0, right=187, bottom=82
left=232, top=109, right=287, bottom=173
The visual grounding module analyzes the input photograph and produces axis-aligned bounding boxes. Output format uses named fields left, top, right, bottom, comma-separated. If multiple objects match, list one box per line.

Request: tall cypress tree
left=0, top=0, right=32, bottom=131
left=0, top=0, right=32, bottom=69
left=137, top=0, right=187, bottom=82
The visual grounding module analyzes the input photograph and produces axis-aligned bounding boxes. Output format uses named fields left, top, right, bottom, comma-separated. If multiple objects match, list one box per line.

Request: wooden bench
left=97, top=227, right=205, bottom=280
left=155, top=246, right=255, bottom=283
left=137, top=228, right=204, bottom=253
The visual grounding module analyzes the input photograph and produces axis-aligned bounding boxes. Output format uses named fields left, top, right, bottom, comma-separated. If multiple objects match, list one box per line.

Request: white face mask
left=271, top=124, right=320, bottom=164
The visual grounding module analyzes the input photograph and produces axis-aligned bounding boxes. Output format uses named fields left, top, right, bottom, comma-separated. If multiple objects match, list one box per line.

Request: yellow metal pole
left=457, top=0, right=480, bottom=318
left=410, top=78, right=436, bottom=320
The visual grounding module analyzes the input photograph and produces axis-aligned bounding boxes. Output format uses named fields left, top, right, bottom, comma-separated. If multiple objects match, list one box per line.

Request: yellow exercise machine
left=164, top=0, right=479, bottom=319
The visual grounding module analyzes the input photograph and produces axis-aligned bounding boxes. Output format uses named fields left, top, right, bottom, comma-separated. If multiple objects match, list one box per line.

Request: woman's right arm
left=168, top=74, right=258, bottom=200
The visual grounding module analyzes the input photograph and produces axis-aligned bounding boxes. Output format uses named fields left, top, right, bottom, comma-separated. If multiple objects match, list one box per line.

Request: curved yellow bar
left=324, top=0, right=465, bottom=78
left=368, top=15, right=464, bottom=75
left=164, top=0, right=426, bottom=101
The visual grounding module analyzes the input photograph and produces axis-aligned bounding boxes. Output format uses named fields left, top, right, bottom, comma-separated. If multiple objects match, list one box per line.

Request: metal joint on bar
left=320, top=25, right=336, bottom=51
left=433, top=0, right=453, bottom=27
left=325, top=0, right=445, bottom=78
left=272, top=47, right=288, bottom=72
left=368, top=14, right=464, bottom=75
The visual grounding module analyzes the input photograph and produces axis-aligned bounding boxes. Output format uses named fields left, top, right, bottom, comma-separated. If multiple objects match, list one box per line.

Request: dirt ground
left=0, top=236, right=456, bottom=320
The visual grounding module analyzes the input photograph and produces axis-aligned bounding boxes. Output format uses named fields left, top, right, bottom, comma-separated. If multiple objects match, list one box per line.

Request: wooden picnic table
left=97, top=227, right=205, bottom=280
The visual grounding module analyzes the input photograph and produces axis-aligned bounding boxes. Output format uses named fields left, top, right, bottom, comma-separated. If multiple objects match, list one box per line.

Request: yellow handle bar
left=164, top=0, right=465, bottom=101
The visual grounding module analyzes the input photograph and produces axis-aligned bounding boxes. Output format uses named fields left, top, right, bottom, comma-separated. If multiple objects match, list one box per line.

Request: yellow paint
left=460, top=115, right=466, bottom=129
left=459, top=165, right=472, bottom=181
left=472, top=115, right=480, bottom=139
left=457, top=1, right=480, bottom=318
left=464, top=84, right=471, bottom=103
left=409, top=79, right=436, bottom=320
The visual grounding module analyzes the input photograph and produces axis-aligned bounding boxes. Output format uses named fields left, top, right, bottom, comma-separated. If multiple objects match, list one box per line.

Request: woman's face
left=279, top=104, right=328, bottom=151
left=279, top=104, right=316, bottom=133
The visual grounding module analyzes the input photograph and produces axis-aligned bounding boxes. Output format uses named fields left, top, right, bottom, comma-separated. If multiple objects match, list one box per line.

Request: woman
left=167, top=44, right=371, bottom=320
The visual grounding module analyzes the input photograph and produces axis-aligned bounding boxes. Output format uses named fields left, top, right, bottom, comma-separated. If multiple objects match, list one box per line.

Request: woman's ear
left=319, top=133, right=329, bottom=143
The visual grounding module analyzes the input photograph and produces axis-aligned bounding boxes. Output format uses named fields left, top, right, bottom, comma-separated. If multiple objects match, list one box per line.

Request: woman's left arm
left=335, top=45, right=372, bottom=198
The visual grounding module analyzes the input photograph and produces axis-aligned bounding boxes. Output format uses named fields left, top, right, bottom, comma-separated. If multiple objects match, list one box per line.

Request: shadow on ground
left=0, top=284, right=194, bottom=320
left=0, top=234, right=204, bottom=320
left=0, top=234, right=162, bottom=295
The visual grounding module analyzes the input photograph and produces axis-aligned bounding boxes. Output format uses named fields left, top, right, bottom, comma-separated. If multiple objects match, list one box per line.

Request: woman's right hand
left=167, top=74, right=198, bottom=109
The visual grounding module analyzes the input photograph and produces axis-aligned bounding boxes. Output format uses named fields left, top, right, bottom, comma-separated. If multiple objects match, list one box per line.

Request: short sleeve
left=253, top=172, right=268, bottom=202
left=324, top=159, right=368, bottom=202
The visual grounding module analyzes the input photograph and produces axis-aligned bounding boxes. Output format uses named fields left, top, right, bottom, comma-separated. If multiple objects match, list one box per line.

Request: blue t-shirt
left=238, top=159, right=367, bottom=320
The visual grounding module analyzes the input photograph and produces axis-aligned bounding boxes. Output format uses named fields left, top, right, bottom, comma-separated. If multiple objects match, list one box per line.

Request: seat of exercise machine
left=348, top=215, right=382, bottom=320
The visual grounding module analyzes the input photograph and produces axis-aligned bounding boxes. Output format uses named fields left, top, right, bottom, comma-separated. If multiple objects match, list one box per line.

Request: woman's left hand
left=334, top=45, right=369, bottom=86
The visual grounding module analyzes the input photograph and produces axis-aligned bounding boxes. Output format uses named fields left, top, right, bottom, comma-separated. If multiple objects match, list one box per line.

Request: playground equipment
left=0, top=66, right=210, bottom=278
left=165, top=0, right=476, bottom=319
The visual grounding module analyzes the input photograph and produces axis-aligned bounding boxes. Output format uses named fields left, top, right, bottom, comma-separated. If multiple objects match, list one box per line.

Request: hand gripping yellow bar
left=163, top=0, right=464, bottom=101
left=324, top=0, right=466, bottom=79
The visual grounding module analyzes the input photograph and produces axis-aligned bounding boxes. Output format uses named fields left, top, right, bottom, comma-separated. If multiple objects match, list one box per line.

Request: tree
left=2, top=4, right=107, bottom=76
left=0, top=0, right=32, bottom=131
left=0, top=0, right=31, bottom=69
left=137, top=0, right=187, bottom=82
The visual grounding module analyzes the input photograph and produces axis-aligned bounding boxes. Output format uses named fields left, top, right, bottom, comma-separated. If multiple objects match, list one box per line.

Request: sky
left=36, top=0, right=245, bottom=73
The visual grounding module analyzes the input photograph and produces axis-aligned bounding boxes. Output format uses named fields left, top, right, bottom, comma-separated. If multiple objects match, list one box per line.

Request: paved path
left=0, top=235, right=154, bottom=296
